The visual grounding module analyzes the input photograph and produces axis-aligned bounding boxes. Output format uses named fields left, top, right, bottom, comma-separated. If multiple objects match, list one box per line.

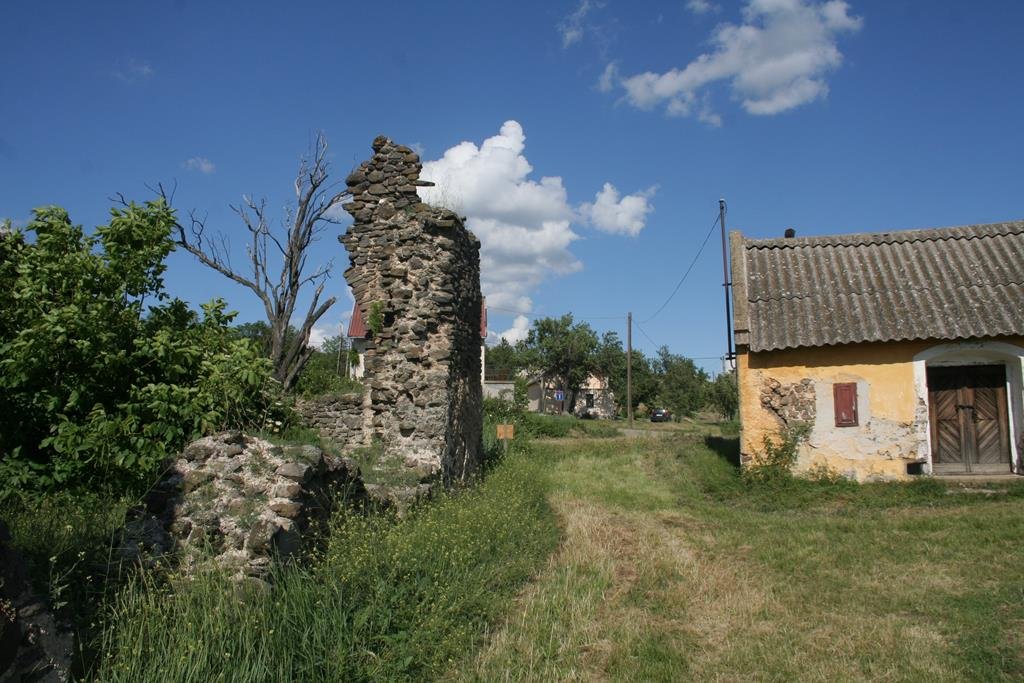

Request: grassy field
left=466, top=432, right=1024, bottom=682
left=5, top=425, right=1024, bottom=681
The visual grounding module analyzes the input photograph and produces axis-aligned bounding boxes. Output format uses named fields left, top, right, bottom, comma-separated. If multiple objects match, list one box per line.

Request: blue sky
left=3, top=0, right=1023, bottom=374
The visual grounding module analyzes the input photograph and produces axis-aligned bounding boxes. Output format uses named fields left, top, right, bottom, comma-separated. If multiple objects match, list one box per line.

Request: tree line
left=487, top=314, right=737, bottom=420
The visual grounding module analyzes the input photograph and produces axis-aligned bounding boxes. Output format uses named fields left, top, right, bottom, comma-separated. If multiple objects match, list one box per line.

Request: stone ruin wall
left=338, top=135, right=483, bottom=485
left=296, top=393, right=363, bottom=448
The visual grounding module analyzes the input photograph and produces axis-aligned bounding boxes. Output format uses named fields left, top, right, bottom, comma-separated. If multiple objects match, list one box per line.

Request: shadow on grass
left=704, top=435, right=741, bottom=469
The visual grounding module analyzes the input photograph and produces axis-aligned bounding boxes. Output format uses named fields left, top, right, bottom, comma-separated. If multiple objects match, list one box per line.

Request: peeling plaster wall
left=736, top=336, right=1024, bottom=481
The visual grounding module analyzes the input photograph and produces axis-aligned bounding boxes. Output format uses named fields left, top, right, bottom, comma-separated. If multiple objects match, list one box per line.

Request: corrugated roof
left=734, top=220, right=1024, bottom=352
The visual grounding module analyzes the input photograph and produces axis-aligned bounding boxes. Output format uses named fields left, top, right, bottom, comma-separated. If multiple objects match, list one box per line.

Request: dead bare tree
left=172, top=133, right=348, bottom=391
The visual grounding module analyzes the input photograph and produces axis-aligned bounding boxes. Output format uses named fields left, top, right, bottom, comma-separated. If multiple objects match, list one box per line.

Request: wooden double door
left=927, top=364, right=1011, bottom=474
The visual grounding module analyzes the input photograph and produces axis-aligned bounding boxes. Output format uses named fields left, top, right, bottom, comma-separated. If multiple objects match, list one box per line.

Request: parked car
left=650, top=408, right=672, bottom=422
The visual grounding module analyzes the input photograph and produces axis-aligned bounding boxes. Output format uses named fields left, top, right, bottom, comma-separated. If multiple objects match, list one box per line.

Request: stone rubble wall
left=339, top=136, right=483, bottom=486
left=760, top=377, right=816, bottom=426
left=121, top=431, right=365, bottom=584
left=295, top=393, right=364, bottom=451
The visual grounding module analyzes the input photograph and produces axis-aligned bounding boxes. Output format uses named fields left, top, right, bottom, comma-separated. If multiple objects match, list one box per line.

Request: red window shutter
left=834, top=383, right=858, bottom=427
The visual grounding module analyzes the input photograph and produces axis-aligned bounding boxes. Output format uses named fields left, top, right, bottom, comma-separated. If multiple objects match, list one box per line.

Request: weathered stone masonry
left=340, top=136, right=483, bottom=485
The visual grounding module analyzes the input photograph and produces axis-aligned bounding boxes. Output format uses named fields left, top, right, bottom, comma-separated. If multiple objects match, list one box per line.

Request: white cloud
left=579, top=183, right=657, bottom=237
left=496, top=315, right=531, bottom=345
left=182, top=157, right=216, bottom=174
left=597, top=61, right=619, bottom=93
left=418, top=121, right=656, bottom=319
left=559, top=0, right=601, bottom=48
left=419, top=121, right=582, bottom=317
left=308, top=313, right=350, bottom=349
left=113, top=57, right=154, bottom=83
left=686, top=0, right=719, bottom=14
left=615, top=0, right=862, bottom=121
left=308, top=324, right=334, bottom=349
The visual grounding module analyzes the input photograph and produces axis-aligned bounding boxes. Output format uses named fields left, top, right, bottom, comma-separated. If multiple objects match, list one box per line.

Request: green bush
left=0, top=202, right=283, bottom=496
left=742, top=423, right=811, bottom=485
left=293, top=354, right=363, bottom=397
left=522, top=413, right=577, bottom=438
left=719, top=419, right=740, bottom=436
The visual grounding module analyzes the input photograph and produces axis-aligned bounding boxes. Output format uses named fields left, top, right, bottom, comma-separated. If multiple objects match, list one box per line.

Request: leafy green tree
left=520, top=315, right=598, bottom=413
left=485, top=338, right=524, bottom=380
left=654, top=346, right=708, bottom=418
left=628, top=351, right=661, bottom=414
left=0, top=202, right=281, bottom=494
left=293, top=334, right=362, bottom=396
left=233, top=320, right=273, bottom=355
left=708, top=371, right=739, bottom=420
left=592, top=333, right=659, bottom=416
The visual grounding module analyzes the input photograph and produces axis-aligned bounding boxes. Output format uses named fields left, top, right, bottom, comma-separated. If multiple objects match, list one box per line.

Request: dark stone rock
left=275, top=462, right=312, bottom=483
left=221, top=431, right=246, bottom=445
left=182, top=442, right=215, bottom=462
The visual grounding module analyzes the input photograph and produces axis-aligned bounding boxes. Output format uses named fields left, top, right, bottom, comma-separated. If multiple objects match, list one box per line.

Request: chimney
left=783, top=227, right=796, bottom=238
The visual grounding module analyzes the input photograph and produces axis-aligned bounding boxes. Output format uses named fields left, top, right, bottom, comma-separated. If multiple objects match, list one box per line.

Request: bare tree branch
left=168, top=133, right=349, bottom=390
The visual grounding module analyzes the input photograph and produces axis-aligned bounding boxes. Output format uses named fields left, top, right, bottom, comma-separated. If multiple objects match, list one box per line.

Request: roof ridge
left=745, top=220, right=1024, bottom=250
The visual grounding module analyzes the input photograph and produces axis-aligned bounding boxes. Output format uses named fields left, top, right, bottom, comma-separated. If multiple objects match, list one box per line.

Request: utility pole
left=719, top=198, right=734, bottom=370
left=627, top=311, right=633, bottom=427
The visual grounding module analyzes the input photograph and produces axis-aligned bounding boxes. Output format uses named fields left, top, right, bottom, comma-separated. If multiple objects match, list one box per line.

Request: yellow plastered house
left=730, top=220, right=1024, bottom=481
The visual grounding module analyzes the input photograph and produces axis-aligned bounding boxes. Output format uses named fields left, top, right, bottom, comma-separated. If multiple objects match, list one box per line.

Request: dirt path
left=458, top=435, right=1024, bottom=682
left=461, top=439, right=758, bottom=681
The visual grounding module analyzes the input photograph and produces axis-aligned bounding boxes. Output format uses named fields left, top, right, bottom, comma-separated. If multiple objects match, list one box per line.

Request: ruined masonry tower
left=340, top=136, right=483, bottom=485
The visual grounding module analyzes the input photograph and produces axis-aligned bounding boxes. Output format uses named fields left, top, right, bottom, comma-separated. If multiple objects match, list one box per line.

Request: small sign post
left=496, top=423, right=514, bottom=455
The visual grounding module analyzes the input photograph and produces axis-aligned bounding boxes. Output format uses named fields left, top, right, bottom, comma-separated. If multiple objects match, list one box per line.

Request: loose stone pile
left=122, top=431, right=365, bottom=582
left=340, top=136, right=484, bottom=486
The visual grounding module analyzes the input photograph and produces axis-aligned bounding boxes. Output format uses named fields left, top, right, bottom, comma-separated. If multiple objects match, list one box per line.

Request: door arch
left=912, top=341, right=1024, bottom=474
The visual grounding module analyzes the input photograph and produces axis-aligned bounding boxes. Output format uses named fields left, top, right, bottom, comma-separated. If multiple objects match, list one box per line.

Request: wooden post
left=627, top=311, right=633, bottom=427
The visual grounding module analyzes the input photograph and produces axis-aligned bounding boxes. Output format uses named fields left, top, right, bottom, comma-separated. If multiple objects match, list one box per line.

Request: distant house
left=347, top=298, right=487, bottom=381
left=730, top=220, right=1024, bottom=480
left=346, top=302, right=371, bottom=379
left=485, top=372, right=616, bottom=419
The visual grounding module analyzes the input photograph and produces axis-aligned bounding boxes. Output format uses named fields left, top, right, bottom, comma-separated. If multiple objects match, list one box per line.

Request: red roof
left=480, top=297, right=487, bottom=339
left=347, top=297, right=488, bottom=339
left=347, top=302, right=368, bottom=338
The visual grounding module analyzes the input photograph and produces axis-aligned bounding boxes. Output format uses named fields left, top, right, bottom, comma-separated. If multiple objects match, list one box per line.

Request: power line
left=633, top=321, right=659, bottom=349
left=640, top=212, right=720, bottom=324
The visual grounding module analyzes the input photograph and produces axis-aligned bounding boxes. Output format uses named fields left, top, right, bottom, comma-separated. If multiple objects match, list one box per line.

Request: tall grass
left=93, top=449, right=559, bottom=682
left=467, top=431, right=1024, bottom=681
left=2, top=491, right=133, bottom=674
